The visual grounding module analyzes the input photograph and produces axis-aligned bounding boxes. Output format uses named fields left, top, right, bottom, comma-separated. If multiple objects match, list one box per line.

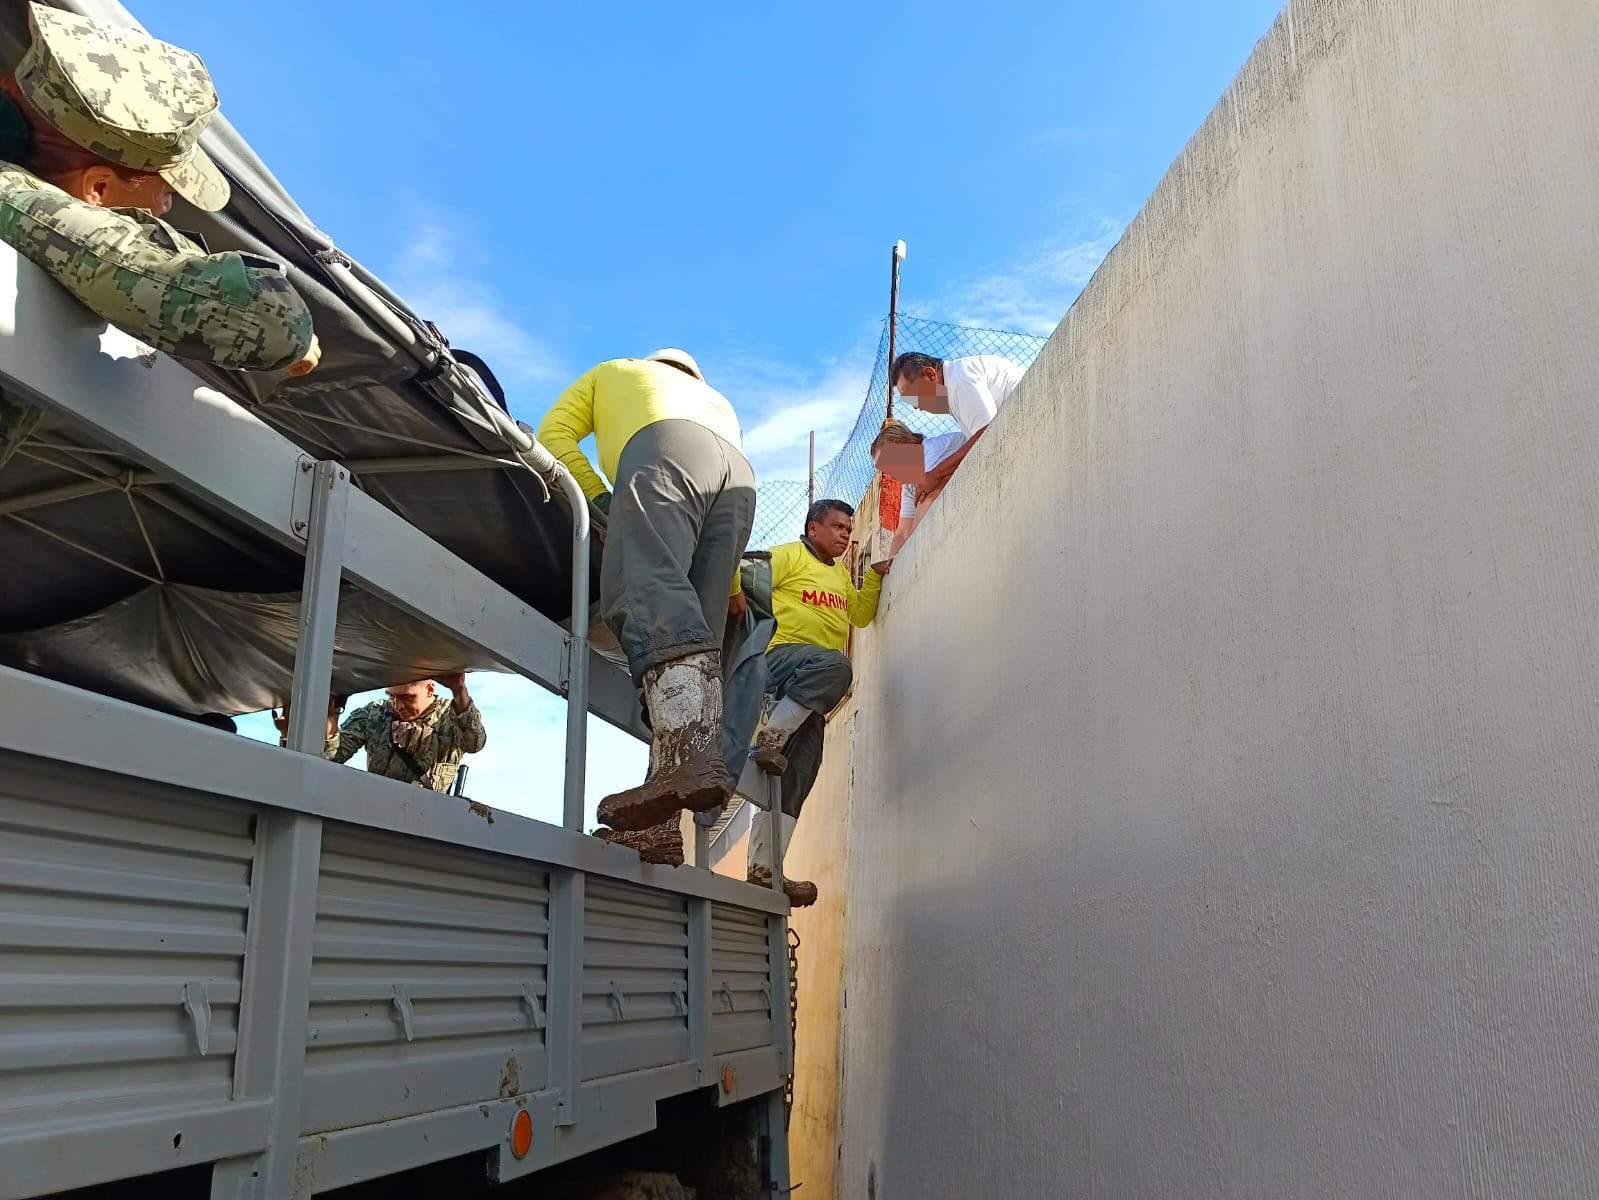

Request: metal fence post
left=211, top=462, right=348, bottom=1200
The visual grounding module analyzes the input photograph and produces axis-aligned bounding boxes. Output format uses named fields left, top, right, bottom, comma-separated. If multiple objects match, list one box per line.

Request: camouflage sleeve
left=326, top=703, right=379, bottom=764
left=0, top=163, right=314, bottom=371
left=435, top=699, right=487, bottom=758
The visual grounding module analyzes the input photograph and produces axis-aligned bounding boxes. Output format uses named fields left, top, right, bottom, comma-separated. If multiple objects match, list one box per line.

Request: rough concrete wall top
left=836, top=0, right=1599, bottom=1196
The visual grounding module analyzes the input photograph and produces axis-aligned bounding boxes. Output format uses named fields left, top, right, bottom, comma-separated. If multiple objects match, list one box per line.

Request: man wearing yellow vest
left=744, top=499, right=890, bottom=904
left=538, top=350, right=755, bottom=855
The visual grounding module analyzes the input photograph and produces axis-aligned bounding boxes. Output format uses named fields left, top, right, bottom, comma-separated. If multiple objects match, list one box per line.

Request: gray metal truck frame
left=0, top=245, right=793, bottom=1199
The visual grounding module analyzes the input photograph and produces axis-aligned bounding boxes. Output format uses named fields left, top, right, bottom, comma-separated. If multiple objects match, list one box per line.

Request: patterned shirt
left=0, top=162, right=313, bottom=371
left=324, top=697, right=487, bottom=793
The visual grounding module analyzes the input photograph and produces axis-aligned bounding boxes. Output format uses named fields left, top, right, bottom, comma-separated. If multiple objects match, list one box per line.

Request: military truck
left=0, top=4, right=794, bottom=1197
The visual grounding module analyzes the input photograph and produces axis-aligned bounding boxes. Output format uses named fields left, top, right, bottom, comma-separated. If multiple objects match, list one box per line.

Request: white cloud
left=388, top=218, right=566, bottom=388
left=236, top=674, right=647, bottom=831
left=936, top=217, right=1125, bottom=337
left=734, top=360, right=872, bottom=483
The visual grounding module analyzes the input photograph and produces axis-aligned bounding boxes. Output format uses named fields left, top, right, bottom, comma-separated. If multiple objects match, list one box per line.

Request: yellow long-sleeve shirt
left=535, top=358, right=743, bottom=502
left=768, top=540, right=882, bottom=652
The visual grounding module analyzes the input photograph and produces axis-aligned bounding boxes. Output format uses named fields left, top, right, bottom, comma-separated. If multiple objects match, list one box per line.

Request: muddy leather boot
left=747, top=864, right=818, bottom=907
left=594, top=820, right=685, bottom=866
left=599, top=652, right=731, bottom=832
left=750, top=696, right=810, bottom=776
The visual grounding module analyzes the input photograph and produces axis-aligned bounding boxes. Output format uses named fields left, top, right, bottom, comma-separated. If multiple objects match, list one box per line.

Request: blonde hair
left=870, top=417, right=922, bottom=457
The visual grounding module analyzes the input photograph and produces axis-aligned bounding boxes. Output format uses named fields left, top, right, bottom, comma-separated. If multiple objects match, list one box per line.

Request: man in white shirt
left=891, top=352, right=1024, bottom=439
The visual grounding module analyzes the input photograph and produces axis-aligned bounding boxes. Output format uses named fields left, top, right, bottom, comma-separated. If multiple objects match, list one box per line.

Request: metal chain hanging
left=784, top=926, right=801, bottom=1129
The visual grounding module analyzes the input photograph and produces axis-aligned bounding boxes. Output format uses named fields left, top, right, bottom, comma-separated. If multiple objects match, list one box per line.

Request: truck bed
left=0, top=665, right=789, bottom=1197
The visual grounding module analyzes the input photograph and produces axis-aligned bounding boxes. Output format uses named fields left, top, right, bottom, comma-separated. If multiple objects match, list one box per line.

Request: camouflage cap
left=15, top=4, right=229, bottom=211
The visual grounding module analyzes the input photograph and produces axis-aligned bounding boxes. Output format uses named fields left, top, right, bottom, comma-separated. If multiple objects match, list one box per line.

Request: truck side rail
left=0, top=245, right=792, bottom=1198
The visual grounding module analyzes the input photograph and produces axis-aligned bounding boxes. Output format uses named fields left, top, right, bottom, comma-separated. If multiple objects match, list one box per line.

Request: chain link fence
left=747, top=315, right=1050, bottom=549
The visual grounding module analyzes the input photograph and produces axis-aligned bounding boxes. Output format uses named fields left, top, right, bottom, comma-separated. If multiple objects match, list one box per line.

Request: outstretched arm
left=0, top=166, right=315, bottom=371
left=921, top=425, right=987, bottom=493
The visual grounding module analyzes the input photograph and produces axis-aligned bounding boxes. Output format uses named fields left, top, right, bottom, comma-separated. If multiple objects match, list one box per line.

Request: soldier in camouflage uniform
left=322, top=674, right=488, bottom=794
left=0, top=5, right=317, bottom=373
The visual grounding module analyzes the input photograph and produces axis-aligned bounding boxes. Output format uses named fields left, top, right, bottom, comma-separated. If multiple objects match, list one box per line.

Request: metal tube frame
left=557, top=470, right=590, bottom=832
left=761, top=1088, right=793, bottom=1197
left=211, top=462, right=348, bottom=1200
left=765, top=773, right=793, bottom=1071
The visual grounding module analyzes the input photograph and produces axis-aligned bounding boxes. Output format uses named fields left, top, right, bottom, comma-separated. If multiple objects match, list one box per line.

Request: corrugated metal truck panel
left=300, top=823, right=550, bottom=1133
left=0, top=753, right=253, bottom=1122
left=581, top=879, right=691, bottom=1080
left=710, top=904, right=774, bottom=1055
left=0, top=667, right=791, bottom=1196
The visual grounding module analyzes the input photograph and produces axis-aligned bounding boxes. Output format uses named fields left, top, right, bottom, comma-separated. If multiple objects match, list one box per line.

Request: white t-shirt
left=922, top=430, right=965, bottom=471
left=897, top=431, right=967, bottom=520
left=942, top=355, right=1024, bottom=438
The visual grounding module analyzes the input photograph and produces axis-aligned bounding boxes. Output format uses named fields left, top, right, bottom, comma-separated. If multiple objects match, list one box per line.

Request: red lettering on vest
left=801, top=589, right=847, bottom=610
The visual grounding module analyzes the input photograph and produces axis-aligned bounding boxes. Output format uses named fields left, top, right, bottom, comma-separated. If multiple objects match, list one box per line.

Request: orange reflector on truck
left=510, top=1108, right=533, bottom=1159
left=721, top=1064, right=735, bottom=1095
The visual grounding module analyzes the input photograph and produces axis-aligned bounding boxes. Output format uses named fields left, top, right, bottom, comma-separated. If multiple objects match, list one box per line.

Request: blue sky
left=136, top=0, right=1283, bottom=825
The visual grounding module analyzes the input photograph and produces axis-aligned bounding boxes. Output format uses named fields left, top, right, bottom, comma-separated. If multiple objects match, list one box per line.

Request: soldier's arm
left=326, top=704, right=376, bottom=764
left=0, top=165, right=314, bottom=372
left=435, top=700, right=487, bottom=757
left=536, top=366, right=609, bottom=501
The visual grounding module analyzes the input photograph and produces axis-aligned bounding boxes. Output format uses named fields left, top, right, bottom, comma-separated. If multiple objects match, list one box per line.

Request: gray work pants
left=760, top=643, right=853, bottom=820
left=766, top=643, right=854, bottom=714
left=601, top=419, right=756, bottom=682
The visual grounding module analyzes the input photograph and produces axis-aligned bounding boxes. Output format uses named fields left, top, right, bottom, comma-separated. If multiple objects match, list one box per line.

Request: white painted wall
left=835, top=1, right=1599, bottom=1195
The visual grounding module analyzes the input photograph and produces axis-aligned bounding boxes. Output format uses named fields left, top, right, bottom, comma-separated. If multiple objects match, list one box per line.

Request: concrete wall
left=834, top=1, right=1599, bottom=1196
left=713, top=704, right=859, bottom=1199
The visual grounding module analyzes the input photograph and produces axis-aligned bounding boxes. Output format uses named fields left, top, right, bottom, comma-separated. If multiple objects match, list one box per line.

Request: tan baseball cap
left=646, top=348, right=704, bottom=382
left=16, top=4, right=229, bottom=211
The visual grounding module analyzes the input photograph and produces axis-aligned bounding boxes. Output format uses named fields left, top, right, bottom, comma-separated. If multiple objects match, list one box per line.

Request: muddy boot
left=747, top=864, right=818, bottom=907
left=750, top=696, right=811, bottom=776
left=599, top=652, right=731, bottom=832
left=594, top=819, right=685, bottom=866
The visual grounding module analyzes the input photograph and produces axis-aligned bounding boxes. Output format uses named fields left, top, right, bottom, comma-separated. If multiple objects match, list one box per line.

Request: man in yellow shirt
left=537, top=350, right=755, bottom=859
left=742, top=499, right=890, bottom=904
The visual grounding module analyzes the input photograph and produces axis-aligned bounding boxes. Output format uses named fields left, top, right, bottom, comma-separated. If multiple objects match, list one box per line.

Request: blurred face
left=386, top=680, right=435, bottom=721
left=807, top=507, right=854, bottom=561
left=896, top=365, right=949, bottom=415
left=872, top=440, right=927, bottom=488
